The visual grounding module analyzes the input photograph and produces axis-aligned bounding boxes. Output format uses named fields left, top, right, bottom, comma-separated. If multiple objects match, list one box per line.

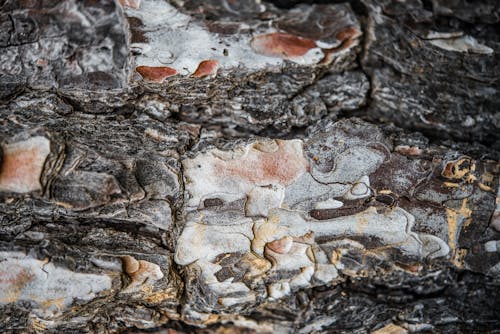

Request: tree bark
left=0, top=0, right=499, bottom=333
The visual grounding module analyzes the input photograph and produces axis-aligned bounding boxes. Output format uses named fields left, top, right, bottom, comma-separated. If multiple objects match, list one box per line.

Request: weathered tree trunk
left=0, top=0, right=499, bottom=333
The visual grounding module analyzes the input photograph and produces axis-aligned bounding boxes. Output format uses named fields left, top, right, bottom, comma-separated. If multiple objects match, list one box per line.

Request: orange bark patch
left=118, top=0, right=141, bottom=9
left=250, top=33, right=317, bottom=59
left=192, top=60, right=219, bottom=78
left=441, top=158, right=473, bottom=179
left=136, top=66, right=177, bottom=83
left=0, top=137, right=51, bottom=193
left=372, top=323, right=408, bottom=334
left=214, top=140, right=309, bottom=185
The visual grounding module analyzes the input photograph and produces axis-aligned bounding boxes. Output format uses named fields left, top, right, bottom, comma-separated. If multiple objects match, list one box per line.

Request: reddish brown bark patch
left=321, top=27, right=362, bottom=65
left=250, top=33, right=317, bottom=59
left=192, top=60, right=219, bottom=78
left=335, top=27, right=362, bottom=42
left=127, top=17, right=148, bottom=44
left=136, top=66, right=177, bottom=83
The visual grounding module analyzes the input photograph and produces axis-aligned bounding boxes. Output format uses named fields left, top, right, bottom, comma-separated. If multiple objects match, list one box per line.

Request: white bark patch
left=125, top=0, right=283, bottom=73
left=314, top=199, right=343, bottom=210
left=175, top=218, right=254, bottom=265
left=253, top=207, right=430, bottom=257
left=176, top=138, right=449, bottom=309
left=343, top=175, right=371, bottom=200
left=429, top=35, right=493, bottom=54
left=0, top=252, right=111, bottom=316
left=183, top=139, right=309, bottom=209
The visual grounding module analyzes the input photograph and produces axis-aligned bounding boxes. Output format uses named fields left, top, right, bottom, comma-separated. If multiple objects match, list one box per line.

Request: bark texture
left=0, top=0, right=499, bottom=333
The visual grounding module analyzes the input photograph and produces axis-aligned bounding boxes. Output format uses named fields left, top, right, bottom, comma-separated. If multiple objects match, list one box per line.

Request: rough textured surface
left=175, top=119, right=498, bottom=327
left=0, top=0, right=128, bottom=95
left=362, top=0, right=500, bottom=149
left=0, top=0, right=499, bottom=333
left=120, top=0, right=365, bottom=133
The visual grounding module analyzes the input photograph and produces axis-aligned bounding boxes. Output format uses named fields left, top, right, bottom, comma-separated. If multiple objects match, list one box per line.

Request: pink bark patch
left=192, top=60, right=219, bottom=78
left=267, top=236, right=293, bottom=254
left=119, top=0, right=141, bottom=10
left=250, top=33, right=317, bottom=59
left=214, top=140, right=309, bottom=186
left=136, top=66, right=177, bottom=83
left=0, top=137, right=51, bottom=193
